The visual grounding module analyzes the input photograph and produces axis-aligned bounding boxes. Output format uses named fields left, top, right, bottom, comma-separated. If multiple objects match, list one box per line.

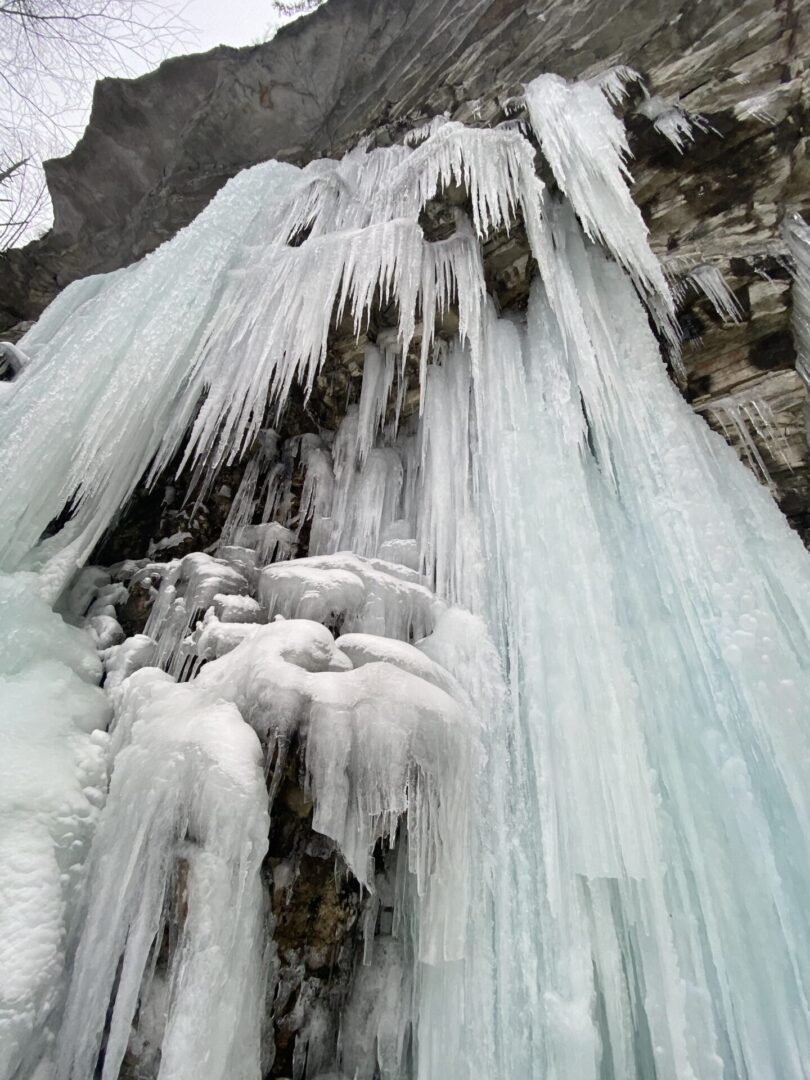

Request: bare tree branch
left=0, top=0, right=189, bottom=252
left=270, top=0, right=325, bottom=16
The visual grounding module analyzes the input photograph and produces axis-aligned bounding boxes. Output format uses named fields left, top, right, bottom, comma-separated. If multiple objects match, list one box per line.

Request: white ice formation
left=636, top=92, right=712, bottom=152
left=685, top=264, right=744, bottom=323
left=1, top=62, right=810, bottom=1080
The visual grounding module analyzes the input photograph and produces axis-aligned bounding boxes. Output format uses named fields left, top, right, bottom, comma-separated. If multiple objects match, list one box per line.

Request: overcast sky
left=183, top=0, right=288, bottom=52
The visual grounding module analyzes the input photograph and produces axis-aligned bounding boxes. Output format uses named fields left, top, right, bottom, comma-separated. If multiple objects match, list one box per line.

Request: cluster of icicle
left=2, top=59, right=810, bottom=1080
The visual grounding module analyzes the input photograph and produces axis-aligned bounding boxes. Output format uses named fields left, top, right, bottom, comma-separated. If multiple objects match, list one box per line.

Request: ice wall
left=1, top=61, right=809, bottom=1080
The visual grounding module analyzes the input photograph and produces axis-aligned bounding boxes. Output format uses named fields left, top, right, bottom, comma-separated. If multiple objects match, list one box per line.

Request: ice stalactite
left=683, top=263, right=744, bottom=323
left=0, top=163, right=303, bottom=580
left=523, top=73, right=677, bottom=342
left=636, top=93, right=712, bottom=152
left=704, top=391, right=791, bottom=486
left=397, top=215, right=810, bottom=1079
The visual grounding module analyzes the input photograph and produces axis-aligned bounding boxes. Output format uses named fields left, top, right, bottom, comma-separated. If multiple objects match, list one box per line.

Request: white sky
left=182, top=0, right=287, bottom=53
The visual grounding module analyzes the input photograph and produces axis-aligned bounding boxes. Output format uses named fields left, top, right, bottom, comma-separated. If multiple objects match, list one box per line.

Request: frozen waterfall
left=1, top=65, right=810, bottom=1080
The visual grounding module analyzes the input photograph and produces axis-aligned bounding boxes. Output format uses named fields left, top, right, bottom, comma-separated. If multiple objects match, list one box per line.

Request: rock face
left=1, top=0, right=809, bottom=534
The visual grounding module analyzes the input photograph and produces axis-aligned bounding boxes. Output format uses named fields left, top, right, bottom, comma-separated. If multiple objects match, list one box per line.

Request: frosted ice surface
left=85, top=613, right=125, bottom=649
left=144, top=552, right=249, bottom=673
left=259, top=553, right=440, bottom=640
left=376, top=537, right=419, bottom=570
left=334, top=632, right=462, bottom=697
left=524, top=72, right=677, bottom=340
left=194, top=618, right=477, bottom=961
left=212, top=593, right=263, bottom=623
left=184, top=609, right=262, bottom=669
left=56, top=669, right=269, bottom=1080
left=339, top=937, right=411, bottom=1080
left=102, top=634, right=158, bottom=694
left=0, top=574, right=109, bottom=1080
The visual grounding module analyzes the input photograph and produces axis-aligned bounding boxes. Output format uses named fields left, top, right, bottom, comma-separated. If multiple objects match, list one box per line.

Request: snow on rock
left=86, top=614, right=125, bottom=650
left=335, top=632, right=462, bottom=698
left=259, top=552, right=440, bottom=640
left=102, top=634, right=158, bottom=695
left=183, top=609, right=262, bottom=672
left=212, top=592, right=263, bottom=623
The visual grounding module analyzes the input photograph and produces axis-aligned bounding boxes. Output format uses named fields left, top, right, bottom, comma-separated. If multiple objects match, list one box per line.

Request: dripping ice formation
left=0, top=62, right=809, bottom=1080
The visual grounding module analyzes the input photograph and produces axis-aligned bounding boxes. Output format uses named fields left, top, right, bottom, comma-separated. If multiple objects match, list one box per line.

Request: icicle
left=218, top=430, right=280, bottom=548
left=524, top=72, right=678, bottom=343
left=734, top=93, right=779, bottom=125
left=356, top=344, right=395, bottom=464
left=417, top=344, right=482, bottom=607
left=636, top=93, right=713, bottom=152
left=686, top=263, right=744, bottom=323
left=587, top=65, right=644, bottom=106
left=235, top=522, right=297, bottom=566
left=0, top=162, right=304, bottom=574
left=404, top=113, right=450, bottom=146
left=705, top=390, right=791, bottom=485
